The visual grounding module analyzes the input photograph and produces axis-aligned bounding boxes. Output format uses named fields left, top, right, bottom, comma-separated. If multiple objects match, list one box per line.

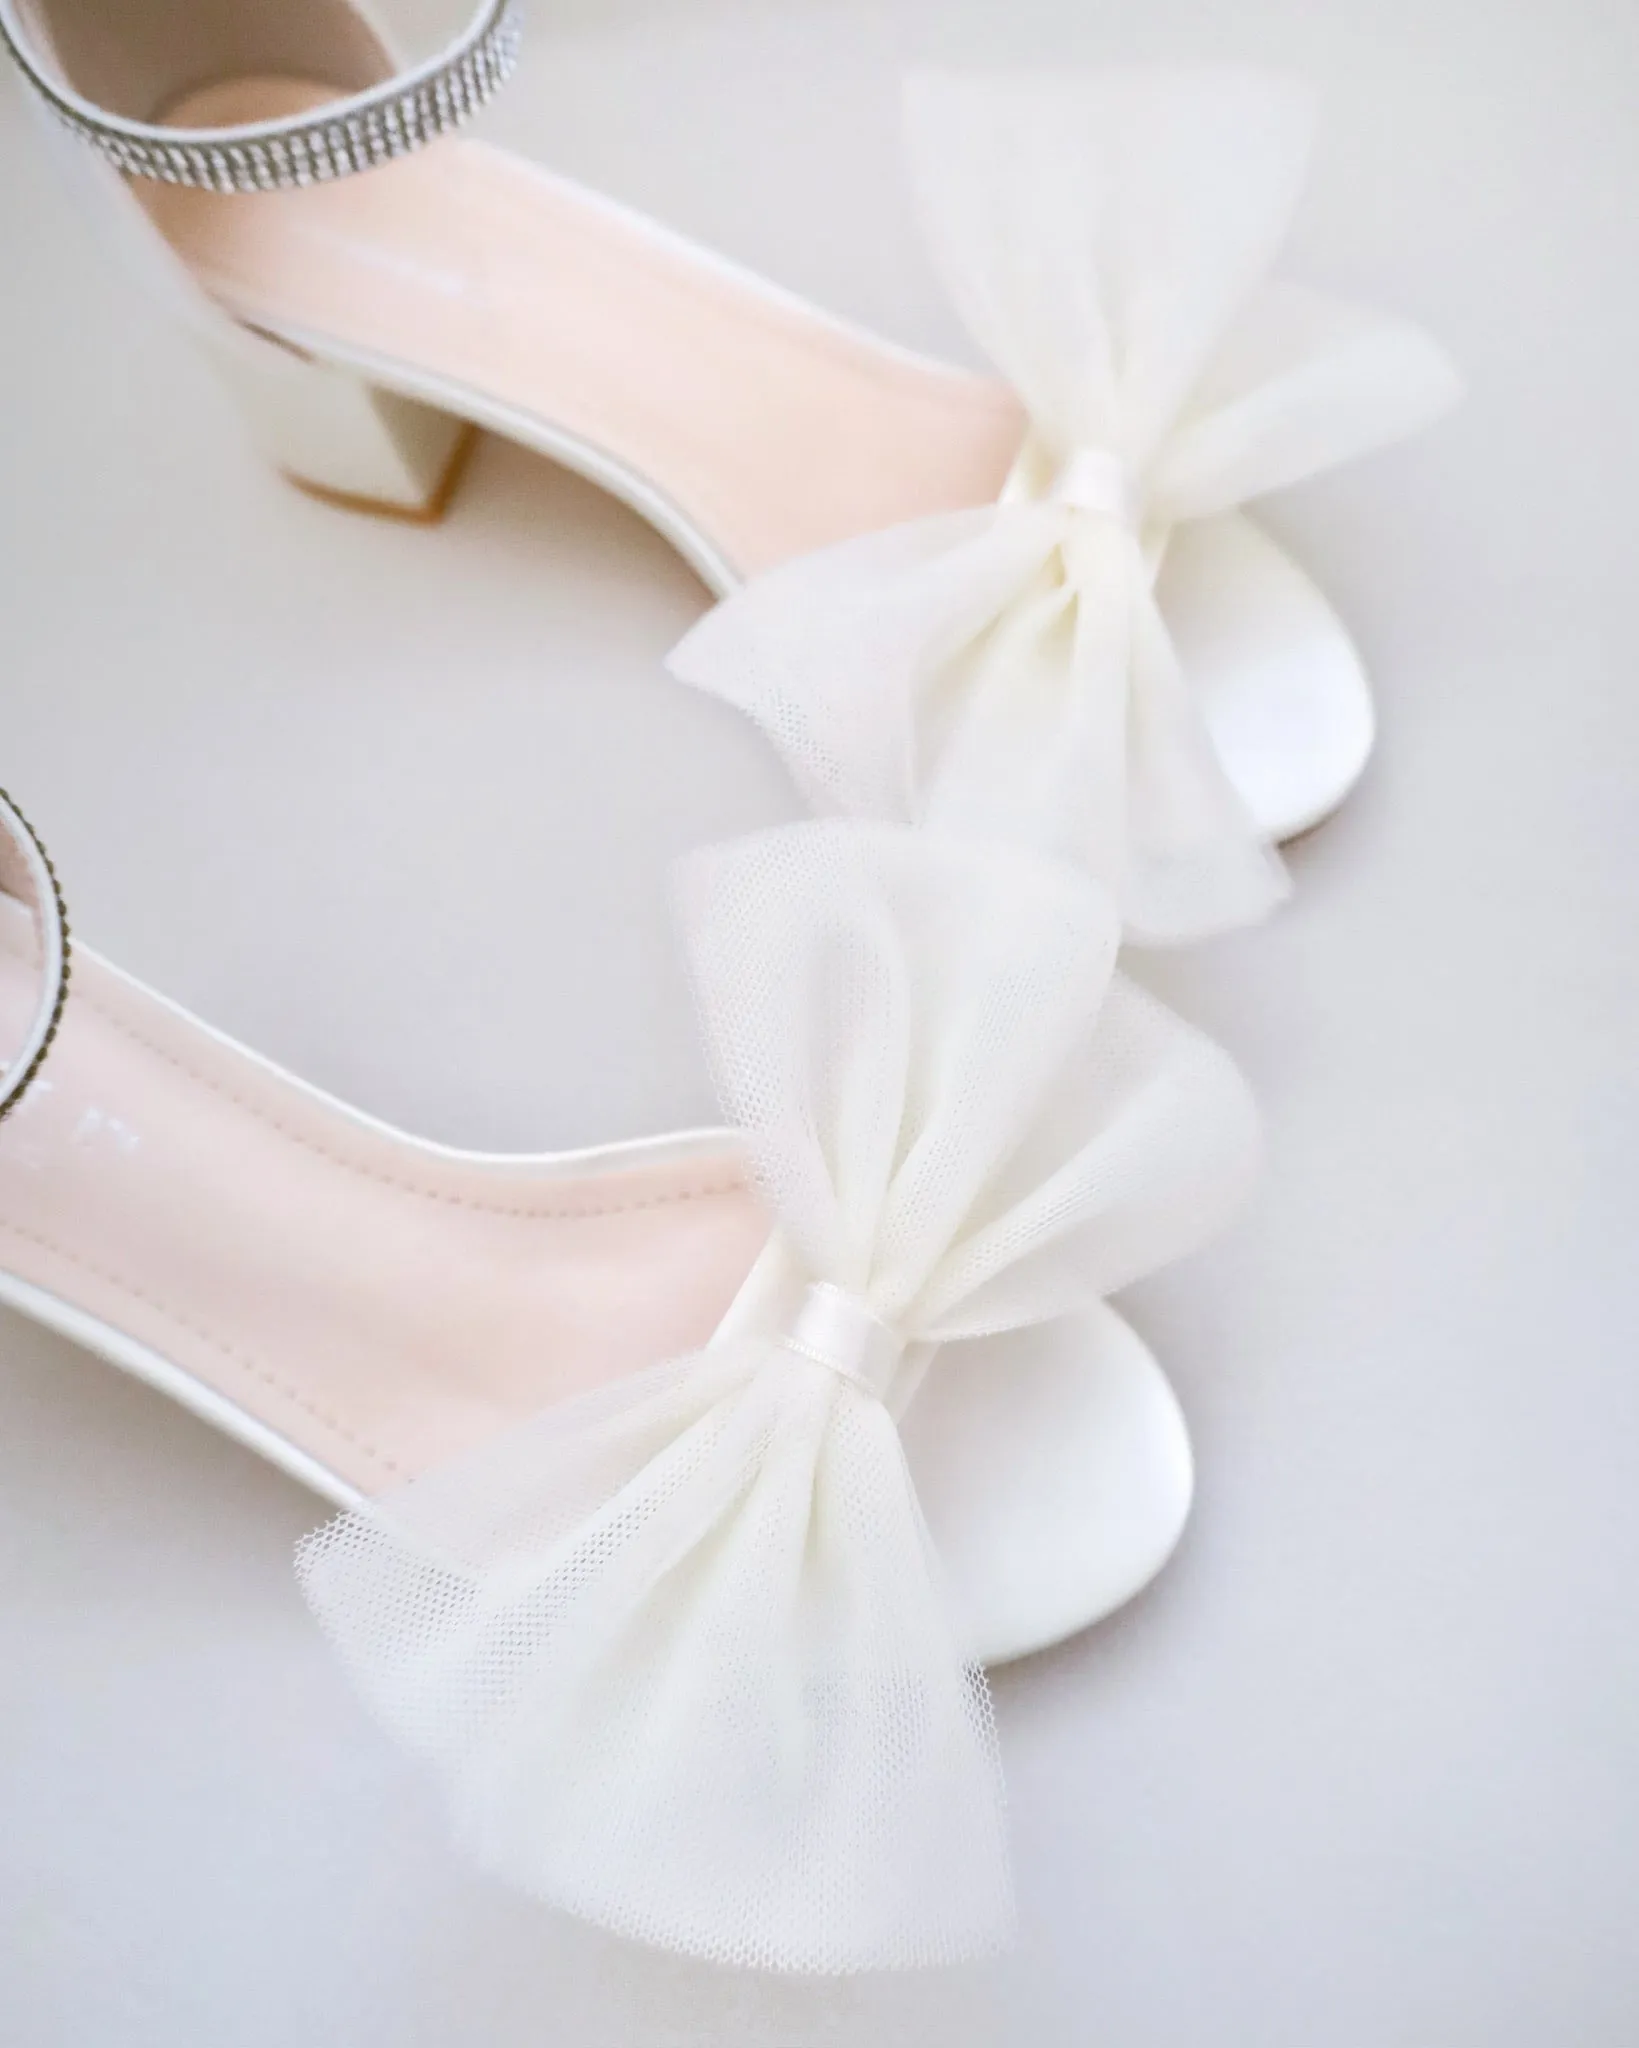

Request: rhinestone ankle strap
left=0, top=0, right=521, bottom=193
left=0, top=790, right=69, bottom=1126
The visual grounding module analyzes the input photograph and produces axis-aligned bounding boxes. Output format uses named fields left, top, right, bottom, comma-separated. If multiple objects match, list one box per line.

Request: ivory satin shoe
left=295, top=818, right=1262, bottom=1969
left=0, top=807, right=1260, bottom=1966
left=2, top=3, right=1457, bottom=898
left=0, top=803, right=1244, bottom=1675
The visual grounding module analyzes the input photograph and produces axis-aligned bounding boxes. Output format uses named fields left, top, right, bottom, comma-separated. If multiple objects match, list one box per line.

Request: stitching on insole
left=0, top=1214, right=404, bottom=1477
left=78, top=981, right=751, bottom=1219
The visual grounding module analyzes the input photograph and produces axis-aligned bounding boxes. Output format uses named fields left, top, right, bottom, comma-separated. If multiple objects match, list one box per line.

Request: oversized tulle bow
left=670, top=68, right=1462, bottom=943
left=297, top=822, right=1260, bottom=1970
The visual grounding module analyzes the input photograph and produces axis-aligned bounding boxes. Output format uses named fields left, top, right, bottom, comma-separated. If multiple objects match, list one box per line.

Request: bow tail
left=1121, top=569, right=1292, bottom=945
left=297, top=1339, right=1012, bottom=1972
left=918, top=533, right=1132, bottom=883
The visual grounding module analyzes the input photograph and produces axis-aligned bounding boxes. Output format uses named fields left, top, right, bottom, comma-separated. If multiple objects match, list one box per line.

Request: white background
left=3, top=1, right=1637, bottom=2041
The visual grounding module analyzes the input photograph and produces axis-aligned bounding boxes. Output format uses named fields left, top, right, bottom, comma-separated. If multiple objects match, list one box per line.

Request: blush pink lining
left=141, top=77, right=1026, bottom=577
left=0, top=905, right=770, bottom=1492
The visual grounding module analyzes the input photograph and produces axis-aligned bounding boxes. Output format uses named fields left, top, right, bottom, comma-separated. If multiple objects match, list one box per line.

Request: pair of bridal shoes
left=0, top=0, right=1458, bottom=1974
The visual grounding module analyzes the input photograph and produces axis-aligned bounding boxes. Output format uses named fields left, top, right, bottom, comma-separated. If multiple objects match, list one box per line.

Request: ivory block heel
left=206, top=337, right=474, bottom=521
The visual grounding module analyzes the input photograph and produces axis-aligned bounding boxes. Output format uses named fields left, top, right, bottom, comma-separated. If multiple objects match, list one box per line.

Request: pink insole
left=0, top=902, right=769, bottom=1495
left=141, top=78, right=1026, bottom=576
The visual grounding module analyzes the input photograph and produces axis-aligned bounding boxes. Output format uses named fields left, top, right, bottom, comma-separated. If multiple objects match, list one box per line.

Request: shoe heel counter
left=12, top=0, right=394, bottom=126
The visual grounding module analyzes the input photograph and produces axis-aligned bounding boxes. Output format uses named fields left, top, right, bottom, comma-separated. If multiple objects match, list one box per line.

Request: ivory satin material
left=140, top=78, right=1026, bottom=579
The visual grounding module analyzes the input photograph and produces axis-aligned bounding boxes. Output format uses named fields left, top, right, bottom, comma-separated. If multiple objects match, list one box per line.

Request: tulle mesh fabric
left=298, top=1341, right=1008, bottom=1971
left=667, top=68, right=1461, bottom=945
left=297, top=821, right=1260, bottom=1971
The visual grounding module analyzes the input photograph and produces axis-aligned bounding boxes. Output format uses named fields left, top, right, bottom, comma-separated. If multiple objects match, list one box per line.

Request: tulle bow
left=297, top=822, right=1260, bottom=1970
left=669, top=68, right=1462, bottom=943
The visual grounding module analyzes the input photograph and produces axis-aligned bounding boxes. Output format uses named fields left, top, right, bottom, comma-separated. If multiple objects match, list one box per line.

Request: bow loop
left=677, top=821, right=1125, bottom=1324
left=670, top=66, right=1461, bottom=944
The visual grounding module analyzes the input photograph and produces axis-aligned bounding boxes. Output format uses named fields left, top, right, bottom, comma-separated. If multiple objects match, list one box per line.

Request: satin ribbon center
left=1050, top=445, right=1140, bottom=527
left=781, top=1283, right=904, bottom=1401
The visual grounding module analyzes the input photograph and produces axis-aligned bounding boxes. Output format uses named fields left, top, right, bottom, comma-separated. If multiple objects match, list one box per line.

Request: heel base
left=282, top=422, right=478, bottom=525
left=203, top=332, right=475, bottom=520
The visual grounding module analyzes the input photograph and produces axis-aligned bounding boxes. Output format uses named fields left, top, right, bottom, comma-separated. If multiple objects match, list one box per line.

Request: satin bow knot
left=782, top=1282, right=905, bottom=1400
left=1043, top=445, right=1143, bottom=528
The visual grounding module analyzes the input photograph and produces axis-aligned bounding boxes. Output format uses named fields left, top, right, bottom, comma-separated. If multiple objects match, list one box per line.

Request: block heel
left=206, top=336, right=474, bottom=521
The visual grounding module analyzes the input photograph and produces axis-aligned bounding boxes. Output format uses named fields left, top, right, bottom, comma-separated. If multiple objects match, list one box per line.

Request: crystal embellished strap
left=0, top=789, right=69, bottom=1127
left=0, top=0, right=521, bottom=192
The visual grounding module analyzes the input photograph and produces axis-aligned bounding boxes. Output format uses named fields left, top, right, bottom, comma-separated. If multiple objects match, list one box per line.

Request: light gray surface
left=2, top=1, right=1637, bottom=2042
